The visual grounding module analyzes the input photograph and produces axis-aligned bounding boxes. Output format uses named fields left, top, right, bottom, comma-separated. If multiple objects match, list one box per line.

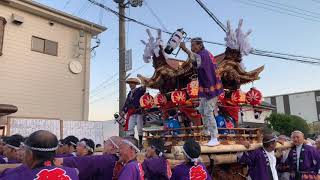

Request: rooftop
left=1, top=0, right=107, bottom=35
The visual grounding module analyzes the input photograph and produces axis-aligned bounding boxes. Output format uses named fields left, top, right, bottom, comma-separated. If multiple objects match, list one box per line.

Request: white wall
left=289, top=92, right=317, bottom=123
left=0, top=4, right=91, bottom=120
left=242, top=107, right=272, bottom=123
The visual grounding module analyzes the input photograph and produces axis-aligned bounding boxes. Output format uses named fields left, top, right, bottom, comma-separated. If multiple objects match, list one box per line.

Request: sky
left=36, top=0, right=320, bottom=121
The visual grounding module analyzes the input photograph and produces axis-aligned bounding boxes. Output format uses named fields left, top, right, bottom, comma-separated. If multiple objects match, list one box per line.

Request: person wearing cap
left=285, top=130, right=320, bottom=180
left=171, top=138, right=211, bottom=180
left=238, top=134, right=279, bottom=180
left=0, top=130, right=79, bottom=180
left=118, top=137, right=144, bottom=180
left=180, top=39, right=223, bottom=147
left=121, top=77, right=146, bottom=148
left=56, top=135, right=79, bottom=158
left=2, top=134, right=24, bottom=164
left=142, top=138, right=171, bottom=180
left=57, top=136, right=121, bottom=180
left=76, top=138, right=95, bottom=157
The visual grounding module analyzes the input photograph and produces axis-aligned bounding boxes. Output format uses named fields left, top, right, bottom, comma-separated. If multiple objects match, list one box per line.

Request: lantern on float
left=246, top=88, right=263, bottom=106
left=231, top=89, right=246, bottom=105
left=187, top=80, right=199, bottom=98
left=139, top=93, right=154, bottom=109
left=171, top=90, right=187, bottom=105
left=154, top=93, right=167, bottom=106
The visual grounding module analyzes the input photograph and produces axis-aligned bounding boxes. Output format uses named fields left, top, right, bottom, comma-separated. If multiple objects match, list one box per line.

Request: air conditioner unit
left=11, top=14, right=24, bottom=25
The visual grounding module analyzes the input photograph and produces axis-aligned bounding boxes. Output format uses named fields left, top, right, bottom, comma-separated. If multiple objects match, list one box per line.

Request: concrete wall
left=289, top=92, right=317, bottom=123
left=265, top=91, right=319, bottom=123
left=0, top=4, right=91, bottom=120
left=276, top=96, right=285, bottom=114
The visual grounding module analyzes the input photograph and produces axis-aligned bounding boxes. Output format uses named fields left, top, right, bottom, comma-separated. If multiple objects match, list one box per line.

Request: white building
left=0, top=0, right=106, bottom=121
left=264, top=90, right=320, bottom=123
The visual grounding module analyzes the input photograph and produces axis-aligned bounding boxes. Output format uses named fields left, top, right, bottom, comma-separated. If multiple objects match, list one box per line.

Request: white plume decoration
left=141, top=29, right=165, bottom=63
left=225, top=19, right=253, bottom=56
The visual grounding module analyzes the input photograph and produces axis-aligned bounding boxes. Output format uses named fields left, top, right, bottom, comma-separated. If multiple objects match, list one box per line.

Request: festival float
left=115, top=20, right=291, bottom=179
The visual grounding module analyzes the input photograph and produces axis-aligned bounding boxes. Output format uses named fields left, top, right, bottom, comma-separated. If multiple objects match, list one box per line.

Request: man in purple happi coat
left=118, top=137, right=144, bottom=180
left=143, top=138, right=171, bottom=180
left=56, top=136, right=79, bottom=158
left=180, top=39, right=223, bottom=146
left=286, top=131, right=320, bottom=180
left=238, top=134, right=279, bottom=180
left=0, top=130, right=78, bottom=180
left=58, top=136, right=122, bottom=180
left=171, top=139, right=211, bottom=180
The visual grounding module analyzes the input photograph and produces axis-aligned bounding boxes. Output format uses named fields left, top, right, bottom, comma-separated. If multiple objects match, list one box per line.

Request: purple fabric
left=238, top=148, right=272, bottom=180
left=122, top=87, right=146, bottom=114
left=286, top=144, right=320, bottom=179
left=170, top=162, right=211, bottom=180
left=55, top=153, right=77, bottom=158
left=118, top=160, right=143, bottom=180
left=197, top=49, right=223, bottom=99
left=63, top=154, right=118, bottom=180
left=6, top=159, right=21, bottom=164
left=142, top=156, right=169, bottom=180
left=0, top=166, right=79, bottom=180
left=0, top=155, right=7, bottom=164
left=0, top=164, right=28, bottom=178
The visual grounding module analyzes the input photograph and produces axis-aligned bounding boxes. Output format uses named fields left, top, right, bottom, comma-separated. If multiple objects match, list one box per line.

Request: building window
left=31, top=36, right=58, bottom=56
left=316, top=96, right=320, bottom=102
left=0, top=17, right=7, bottom=56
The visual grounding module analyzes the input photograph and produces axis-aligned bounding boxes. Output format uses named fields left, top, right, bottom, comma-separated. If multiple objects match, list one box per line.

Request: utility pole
left=118, top=2, right=126, bottom=137
left=116, top=0, right=143, bottom=137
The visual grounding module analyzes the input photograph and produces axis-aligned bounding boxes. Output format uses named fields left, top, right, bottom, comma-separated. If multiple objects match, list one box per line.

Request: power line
left=63, top=0, right=72, bottom=10
left=245, top=0, right=320, bottom=20
left=233, top=0, right=320, bottom=23
left=264, top=0, right=320, bottom=16
left=194, top=0, right=320, bottom=65
left=90, top=64, right=148, bottom=98
left=194, top=0, right=226, bottom=32
left=88, top=0, right=320, bottom=66
left=144, top=0, right=169, bottom=32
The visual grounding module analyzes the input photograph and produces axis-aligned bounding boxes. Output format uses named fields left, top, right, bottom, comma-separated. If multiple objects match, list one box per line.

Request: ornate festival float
left=115, top=20, right=291, bottom=179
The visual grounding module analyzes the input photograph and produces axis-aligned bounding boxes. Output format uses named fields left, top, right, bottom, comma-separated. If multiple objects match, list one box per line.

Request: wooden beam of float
left=171, top=142, right=292, bottom=155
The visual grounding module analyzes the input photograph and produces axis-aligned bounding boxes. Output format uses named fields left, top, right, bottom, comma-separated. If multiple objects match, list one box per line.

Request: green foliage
left=266, top=113, right=309, bottom=136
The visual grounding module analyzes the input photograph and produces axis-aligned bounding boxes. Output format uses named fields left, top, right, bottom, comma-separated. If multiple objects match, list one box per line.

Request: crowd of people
left=0, top=129, right=320, bottom=179
left=0, top=130, right=213, bottom=180
left=238, top=131, right=320, bottom=180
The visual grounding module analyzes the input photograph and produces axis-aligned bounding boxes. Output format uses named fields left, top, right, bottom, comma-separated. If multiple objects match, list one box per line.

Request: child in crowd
left=164, top=109, right=181, bottom=135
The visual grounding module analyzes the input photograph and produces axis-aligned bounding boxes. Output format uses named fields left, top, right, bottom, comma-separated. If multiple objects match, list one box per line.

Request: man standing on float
left=180, top=38, right=223, bottom=146
left=121, top=77, right=146, bottom=148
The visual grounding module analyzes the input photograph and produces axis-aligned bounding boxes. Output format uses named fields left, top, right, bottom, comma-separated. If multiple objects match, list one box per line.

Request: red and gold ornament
left=139, top=93, right=154, bottom=109
left=187, top=80, right=199, bottom=98
left=171, top=90, right=187, bottom=105
left=231, top=89, right=246, bottom=105
left=246, top=87, right=263, bottom=106
left=154, top=93, right=167, bottom=106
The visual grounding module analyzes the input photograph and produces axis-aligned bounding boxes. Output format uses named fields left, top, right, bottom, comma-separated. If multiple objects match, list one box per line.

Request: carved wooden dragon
left=137, top=20, right=264, bottom=93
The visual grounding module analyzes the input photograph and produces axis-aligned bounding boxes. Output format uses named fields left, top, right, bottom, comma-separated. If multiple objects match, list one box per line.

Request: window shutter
left=0, top=17, right=7, bottom=56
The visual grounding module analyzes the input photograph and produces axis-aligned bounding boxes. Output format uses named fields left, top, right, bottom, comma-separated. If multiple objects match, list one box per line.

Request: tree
left=266, top=113, right=309, bottom=136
